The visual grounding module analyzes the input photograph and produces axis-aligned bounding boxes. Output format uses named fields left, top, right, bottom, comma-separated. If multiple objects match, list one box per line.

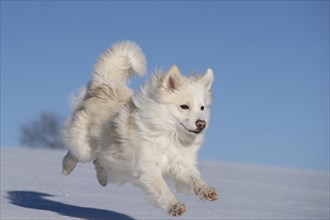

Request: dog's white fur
left=62, top=41, right=218, bottom=216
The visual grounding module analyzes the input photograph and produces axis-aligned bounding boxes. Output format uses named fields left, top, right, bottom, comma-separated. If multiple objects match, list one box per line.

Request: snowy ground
left=1, top=148, right=329, bottom=220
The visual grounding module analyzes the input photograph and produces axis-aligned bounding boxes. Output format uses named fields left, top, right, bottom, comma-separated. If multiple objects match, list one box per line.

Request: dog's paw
left=62, top=169, right=71, bottom=176
left=200, top=187, right=219, bottom=201
left=62, top=152, right=78, bottom=176
left=168, top=202, right=186, bottom=217
left=93, top=159, right=108, bottom=187
left=96, top=172, right=108, bottom=187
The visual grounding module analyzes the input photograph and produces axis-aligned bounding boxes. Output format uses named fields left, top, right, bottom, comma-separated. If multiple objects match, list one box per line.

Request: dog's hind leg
left=93, top=159, right=108, bottom=186
left=62, top=151, right=78, bottom=176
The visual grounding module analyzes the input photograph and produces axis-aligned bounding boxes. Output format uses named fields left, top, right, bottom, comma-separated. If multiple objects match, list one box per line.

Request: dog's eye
left=180, top=104, right=189, bottom=110
left=201, top=106, right=205, bottom=111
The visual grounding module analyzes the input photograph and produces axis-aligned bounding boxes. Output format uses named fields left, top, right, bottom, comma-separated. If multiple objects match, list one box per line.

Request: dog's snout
left=196, top=120, right=206, bottom=131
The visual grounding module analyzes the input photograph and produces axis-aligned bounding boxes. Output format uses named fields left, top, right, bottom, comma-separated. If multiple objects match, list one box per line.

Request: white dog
left=62, top=41, right=218, bottom=216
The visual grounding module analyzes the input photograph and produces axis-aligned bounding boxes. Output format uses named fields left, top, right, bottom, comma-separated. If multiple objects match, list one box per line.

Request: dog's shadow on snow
left=7, top=191, right=136, bottom=220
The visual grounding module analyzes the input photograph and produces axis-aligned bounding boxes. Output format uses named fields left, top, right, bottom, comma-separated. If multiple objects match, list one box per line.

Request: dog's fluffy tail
left=92, top=40, right=147, bottom=87
left=62, top=41, right=146, bottom=169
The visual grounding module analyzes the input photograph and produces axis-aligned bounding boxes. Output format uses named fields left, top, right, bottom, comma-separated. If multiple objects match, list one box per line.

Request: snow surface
left=1, top=148, right=329, bottom=219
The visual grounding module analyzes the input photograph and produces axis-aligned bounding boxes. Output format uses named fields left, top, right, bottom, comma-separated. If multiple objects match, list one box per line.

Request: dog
left=62, top=41, right=218, bottom=216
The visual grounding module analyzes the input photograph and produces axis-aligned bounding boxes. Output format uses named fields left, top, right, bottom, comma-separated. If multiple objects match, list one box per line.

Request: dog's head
left=157, top=65, right=214, bottom=144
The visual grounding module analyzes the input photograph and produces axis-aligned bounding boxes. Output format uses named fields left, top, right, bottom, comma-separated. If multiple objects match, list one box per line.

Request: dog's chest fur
left=144, top=132, right=200, bottom=175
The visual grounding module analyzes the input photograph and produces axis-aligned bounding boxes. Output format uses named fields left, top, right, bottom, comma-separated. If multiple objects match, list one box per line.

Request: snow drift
left=1, top=148, right=329, bottom=219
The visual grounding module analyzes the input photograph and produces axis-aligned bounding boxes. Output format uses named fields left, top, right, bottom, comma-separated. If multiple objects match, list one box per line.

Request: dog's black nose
left=196, top=120, right=206, bottom=131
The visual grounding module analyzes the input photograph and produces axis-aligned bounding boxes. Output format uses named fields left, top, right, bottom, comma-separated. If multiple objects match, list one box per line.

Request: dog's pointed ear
left=163, top=65, right=183, bottom=91
left=200, top=68, right=214, bottom=91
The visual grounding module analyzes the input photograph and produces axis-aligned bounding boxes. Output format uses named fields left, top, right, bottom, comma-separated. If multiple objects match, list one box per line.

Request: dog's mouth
left=180, top=123, right=202, bottom=134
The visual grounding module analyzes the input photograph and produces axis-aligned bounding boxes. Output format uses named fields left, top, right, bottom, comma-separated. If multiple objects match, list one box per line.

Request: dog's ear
left=163, top=65, right=183, bottom=91
left=200, top=68, right=214, bottom=91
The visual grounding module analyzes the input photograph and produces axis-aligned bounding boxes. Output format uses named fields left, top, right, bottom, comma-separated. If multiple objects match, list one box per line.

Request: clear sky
left=1, top=1, right=329, bottom=171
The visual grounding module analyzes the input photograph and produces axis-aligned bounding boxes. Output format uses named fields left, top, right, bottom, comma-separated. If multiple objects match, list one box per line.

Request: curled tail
left=62, top=41, right=147, bottom=174
left=68, top=41, right=147, bottom=114
left=92, top=40, right=147, bottom=87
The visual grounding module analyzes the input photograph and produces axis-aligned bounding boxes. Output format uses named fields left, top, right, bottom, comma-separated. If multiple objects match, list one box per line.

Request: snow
left=1, top=148, right=329, bottom=219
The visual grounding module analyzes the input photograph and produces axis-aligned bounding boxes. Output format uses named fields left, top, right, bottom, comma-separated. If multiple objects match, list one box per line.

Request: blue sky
left=1, top=1, right=329, bottom=171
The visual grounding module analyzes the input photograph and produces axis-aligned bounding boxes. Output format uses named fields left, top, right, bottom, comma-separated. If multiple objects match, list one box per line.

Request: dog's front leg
left=193, top=178, right=219, bottom=201
left=136, top=168, right=186, bottom=216
left=174, top=167, right=219, bottom=201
